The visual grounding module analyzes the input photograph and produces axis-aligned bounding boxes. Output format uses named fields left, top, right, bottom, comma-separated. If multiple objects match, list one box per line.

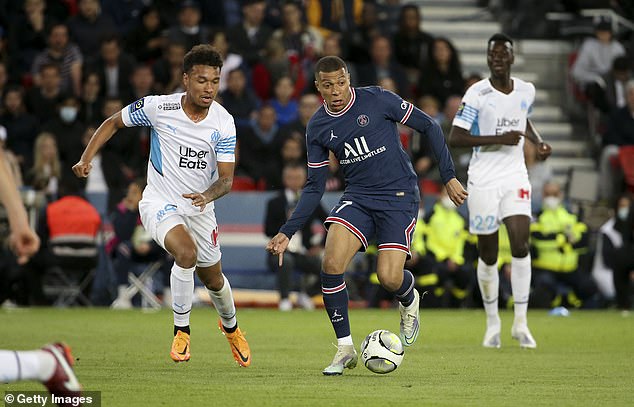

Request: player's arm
left=525, top=119, right=552, bottom=160
left=0, top=149, right=40, bottom=263
left=183, top=161, right=234, bottom=212
left=448, top=125, right=523, bottom=148
left=402, top=107, right=468, bottom=206
left=266, top=164, right=329, bottom=263
left=72, top=111, right=125, bottom=177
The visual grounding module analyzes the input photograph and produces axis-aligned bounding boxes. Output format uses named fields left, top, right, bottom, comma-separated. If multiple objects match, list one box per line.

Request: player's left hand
left=182, top=192, right=208, bottom=212
left=9, top=225, right=40, bottom=265
left=266, top=233, right=290, bottom=267
left=536, top=142, right=552, bottom=161
left=446, top=178, right=468, bottom=207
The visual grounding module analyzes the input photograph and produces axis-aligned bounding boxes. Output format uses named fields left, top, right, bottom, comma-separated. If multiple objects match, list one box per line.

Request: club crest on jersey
left=132, top=98, right=144, bottom=112
left=520, top=100, right=528, bottom=110
left=357, top=114, right=369, bottom=127
left=210, top=130, right=221, bottom=142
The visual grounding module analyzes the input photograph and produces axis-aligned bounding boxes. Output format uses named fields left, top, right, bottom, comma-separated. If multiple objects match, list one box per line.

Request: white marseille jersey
left=452, top=77, right=535, bottom=187
left=121, top=93, right=236, bottom=215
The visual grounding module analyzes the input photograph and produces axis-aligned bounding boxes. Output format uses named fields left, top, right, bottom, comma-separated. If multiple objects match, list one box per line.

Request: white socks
left=511, top=255, right=531, bottom=327
left=477, top=258, right=500, bottom=327
left=337, top=336, right=353, bottom=346
left=208, top=275, right=237, bottom=329
left=170, top=263, right=195, bottom=328
left=0, top=350, right=55, bottom=383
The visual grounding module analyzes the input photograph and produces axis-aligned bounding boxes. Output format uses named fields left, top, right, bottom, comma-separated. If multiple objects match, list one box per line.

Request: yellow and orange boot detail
left=218, top=320, right=251, bottom=367
left=170, top=330, right=191, bottom=362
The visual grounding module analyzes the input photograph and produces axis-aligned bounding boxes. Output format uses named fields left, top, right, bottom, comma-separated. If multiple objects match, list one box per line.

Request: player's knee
left=510, top=242, right=529, bottom=258
left=173, top=245, right=198, bottom=268
left=479, top=252, right=497, bottom=266
left=322, top=255, right=344, bottom=275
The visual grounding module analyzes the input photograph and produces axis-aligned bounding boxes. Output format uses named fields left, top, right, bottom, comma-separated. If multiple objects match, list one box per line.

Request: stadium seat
left=618, top=145, right=634, bottom=193
left=232, top=175, right=257, bottom=191
left=42, top=238, right=98, bottom=306
left=116, top=260, right=164, bottom=310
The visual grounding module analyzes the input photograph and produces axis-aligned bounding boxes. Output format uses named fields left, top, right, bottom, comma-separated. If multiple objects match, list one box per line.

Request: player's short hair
left=183, top=44, right=223, bottom=74
left=314, top=56, right=348, bottom=79
left=488, top=33, right=513, bottom=51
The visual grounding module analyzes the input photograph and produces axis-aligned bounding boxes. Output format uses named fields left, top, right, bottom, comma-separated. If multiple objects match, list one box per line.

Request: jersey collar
left=324, top=87, right=356, bottom=117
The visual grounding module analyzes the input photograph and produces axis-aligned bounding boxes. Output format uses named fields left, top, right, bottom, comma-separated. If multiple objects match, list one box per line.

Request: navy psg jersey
left=280, top=86, right=456, bottom=238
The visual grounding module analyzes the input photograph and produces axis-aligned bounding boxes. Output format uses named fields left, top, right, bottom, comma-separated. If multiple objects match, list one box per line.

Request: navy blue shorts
left=324, top=195, right=418, bottom=257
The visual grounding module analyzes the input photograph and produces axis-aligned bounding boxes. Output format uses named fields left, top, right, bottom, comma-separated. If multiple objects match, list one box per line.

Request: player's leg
left=503, top=214, right=537, bottom=348
left=0, top=343, right=81, bottom=398
left=321, top=223, right=364, bottom=375
left=188, top=212, right=250, bottom=367
left=163, top=224, right=197, bottom=361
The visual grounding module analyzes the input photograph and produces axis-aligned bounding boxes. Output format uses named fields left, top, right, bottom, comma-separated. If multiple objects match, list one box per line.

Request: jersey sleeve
left=527, top=82, right=536, bottom=118
left=121, top=96, right=158, bottom=127
left=452, top=86, right=480, bottom=130
left=215, top=114, right=237, bottom=163
left=279, top=124, right=328, bottom=238
left=377, top=87, right=457, bottom=184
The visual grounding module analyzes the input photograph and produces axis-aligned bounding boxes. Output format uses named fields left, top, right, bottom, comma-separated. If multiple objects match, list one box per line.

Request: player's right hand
left=446, top=178, right=468, bottom=207
left=266, top=233, right=290, bottom=267
left=499, top=131, right=523, bottom=145
left=72, top=160, right=92, bottom=178
left=9, top=224, right=40, bottom=265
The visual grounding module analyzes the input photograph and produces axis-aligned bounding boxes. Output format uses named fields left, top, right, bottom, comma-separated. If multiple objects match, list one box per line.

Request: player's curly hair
left=314, top=56, right=348, bottom=78
left=488, top=33, right=513, bottom=48
left=183, top=44, right=224, bottom=73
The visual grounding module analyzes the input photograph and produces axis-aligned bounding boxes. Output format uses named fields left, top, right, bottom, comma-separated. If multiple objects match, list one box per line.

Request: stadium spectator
left=8, top=0, right=54, bottom=74
left=238, top=104, right=284, bottom=190
left=264, top=163, right=326, bottom=311
left=279, top=135, right=305, bottom=166
left=272, top=1, right=323, bottom=61
left=77, top=71, right=103, bottom=124
left=73, top=44, right=252, bottom=367
left=209, top=30, right=244, bottom=93
left=87, top=35, right=135, bottom=100
left=530, top=182, right=596, bottom=309
left=345, top=0, right=383, bottom=65
left=598, top=80, right=634, bottom=201
left=267, top=56, right=466, bottom=374
left=41, top=95, right=85, bottom=187
left=152, top=42, right=186, bottom=94
left=270, top=76, right=299, bottom=127
left=24, top=132, right=60, bottom=203
left=356, top=35, right=410, bottom=98
left=219, top=68, right=259, bottom=129
left=449, top=33, right=552, bottom=349
left=109, top=178, right=166, bottom=309
left=592, top=194, right=634, bottom=312
left=25, top=63, right=66, bottom=125
left=67, top=0, right=116, bottom=59
left=0, top=62, right=8, bottom=101
left=279, top=93, right=320, bottom=150
left=306, top=0, right=362, bottom=37
left=123, top=65, right=156, bottom=105
left=226, top=0, right=273, bottom=67
left=31, top=23, right=83, bottom=97
left=124, top=5, right=166, bottom=63
left=571, top=18, right=625, bottom=93
left=102, top=0, right=147, bottom=36
left=418, top=37, right=465, bottom=109
left=392, top=4, right=434, bottom=87
left=587, top=55, right=632, bottom=115
left=1, top=86, right=40, bottom=171
left=165, top=0, right=211, bottom=53
left=441, top=95, right=470, bottom=183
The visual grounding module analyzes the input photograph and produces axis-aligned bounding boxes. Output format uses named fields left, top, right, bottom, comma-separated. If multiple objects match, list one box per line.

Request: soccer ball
left=360, top=330, right=404, bottom=374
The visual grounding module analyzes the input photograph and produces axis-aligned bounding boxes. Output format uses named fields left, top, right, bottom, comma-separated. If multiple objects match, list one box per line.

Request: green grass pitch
left=1, top=308, right=632, bottom=406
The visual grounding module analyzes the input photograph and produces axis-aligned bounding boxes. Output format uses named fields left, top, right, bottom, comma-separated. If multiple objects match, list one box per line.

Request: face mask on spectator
left=60, top=106, right=78, bottom=123
left=542, top=196, right=560, bottom=210
left=441, top=196, right=456, bottom=210
left=617, top=207, right=629, bottom=221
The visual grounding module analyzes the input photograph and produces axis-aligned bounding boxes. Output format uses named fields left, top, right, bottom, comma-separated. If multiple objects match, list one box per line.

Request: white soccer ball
left=360, top=329, right=404, bottom=374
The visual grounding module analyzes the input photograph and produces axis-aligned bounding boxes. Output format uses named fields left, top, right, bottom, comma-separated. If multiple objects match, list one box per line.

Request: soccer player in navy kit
left=267, top=56, right=467, bottom=375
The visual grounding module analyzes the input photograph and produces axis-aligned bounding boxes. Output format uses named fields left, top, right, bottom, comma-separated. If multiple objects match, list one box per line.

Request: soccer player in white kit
left=449, top=34, right=552, bottom=349
left=73, top=45, right=251, bottom=366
